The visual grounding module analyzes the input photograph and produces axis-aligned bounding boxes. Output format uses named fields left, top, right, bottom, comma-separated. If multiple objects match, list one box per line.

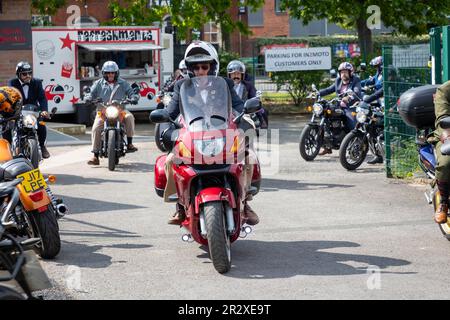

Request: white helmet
left=102, top=61, right=119, bottom=81
left=184, top=40, right=219, bottom=76
left=227, top=60, right=246, bottom=79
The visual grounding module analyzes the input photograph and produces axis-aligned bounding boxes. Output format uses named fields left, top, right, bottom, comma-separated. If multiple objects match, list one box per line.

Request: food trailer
left=32, top=26, right=171, bottom=124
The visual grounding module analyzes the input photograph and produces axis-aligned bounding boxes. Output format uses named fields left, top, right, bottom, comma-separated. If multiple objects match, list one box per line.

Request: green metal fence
left=383, top=44, right=432, bottom=178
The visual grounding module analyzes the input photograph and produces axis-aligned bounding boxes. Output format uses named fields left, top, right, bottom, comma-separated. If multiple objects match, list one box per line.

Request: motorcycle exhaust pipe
left=424, top=192, right=433, bottom=205
left=56, top=203, right=68, bottom=218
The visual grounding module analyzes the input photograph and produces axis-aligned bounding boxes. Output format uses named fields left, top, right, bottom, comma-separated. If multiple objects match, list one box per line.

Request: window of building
left=31, top=15, right=52, bottom=26
left=275, top=0, right=286, bottom=13
left=0, top=1, right=3, bottom=14
left=203, top=21, right=220, bottom=44
left=248, top=7, right=264, bottom=26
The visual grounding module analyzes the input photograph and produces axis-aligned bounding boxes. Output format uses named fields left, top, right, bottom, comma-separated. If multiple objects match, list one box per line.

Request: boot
left=318, top=147, right=332, bottom=155
left=127, top=144, right=138, bottom=153
left=367, top=155, right=383, bottom=164
left=435, top=203, right=448, bottom=224
left=41, top=146, right=50, bottom=159
left=168, top=204, right=186, bottom=225
left=87, top=156, right=99, bottom=165
left=243, top=203, right=259, bottom=225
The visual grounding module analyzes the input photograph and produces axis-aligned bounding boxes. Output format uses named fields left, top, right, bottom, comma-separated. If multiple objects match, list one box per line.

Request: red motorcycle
left=151, top=76, right=261, bottom=273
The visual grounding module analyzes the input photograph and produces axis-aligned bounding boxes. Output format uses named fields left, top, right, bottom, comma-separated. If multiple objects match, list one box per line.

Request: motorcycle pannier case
left=154, top=154, right=167, bottom=198
left=398, top=84, right=439, bottom=129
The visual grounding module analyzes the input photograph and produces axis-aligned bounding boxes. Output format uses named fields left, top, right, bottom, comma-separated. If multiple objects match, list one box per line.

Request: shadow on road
left=58, top=195, right=146, bottom=214
left=50, top=174, right=130, bottom=186
left=198, top=240, right=412, bottom=279
left=113, top=162, right=154, bottom=173
left=54, top=241, right=152, bottom=269
left=260, top=178, right=354, bottom=191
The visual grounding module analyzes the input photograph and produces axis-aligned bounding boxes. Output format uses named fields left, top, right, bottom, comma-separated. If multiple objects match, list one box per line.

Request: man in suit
left=8, top=61, right=50, bottom=158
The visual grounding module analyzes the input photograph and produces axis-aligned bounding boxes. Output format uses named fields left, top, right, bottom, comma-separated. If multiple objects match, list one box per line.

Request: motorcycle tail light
left=156, top=97, right=161, bottom=103
left=29, top=190, right=44, bottom=202
left=37, top=205, right=48, bottom=213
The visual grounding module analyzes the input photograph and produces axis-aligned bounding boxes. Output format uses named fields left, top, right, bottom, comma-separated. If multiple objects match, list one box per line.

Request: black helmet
left=16, top=61, right=32, bottom=78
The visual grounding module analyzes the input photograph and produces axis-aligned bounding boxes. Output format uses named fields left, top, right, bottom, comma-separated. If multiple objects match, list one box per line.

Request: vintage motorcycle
left=0, top=137, right=65, bottom=259
left=339, top=100, right=385, bottom=170
left=0, top=217, right=51, bottom=300
left=150, top=76, right=261, bottom=274
left=299, top=84, right=352, bottom=161
left=10, top=105, right=57, bottom=169
left=397, top=85, right=450, bottom=238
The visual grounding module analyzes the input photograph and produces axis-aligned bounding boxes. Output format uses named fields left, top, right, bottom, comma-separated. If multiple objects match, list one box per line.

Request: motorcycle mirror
left=82, top=86, right=91, bottom=94
left=311, top=84, right=317, bottom=91
left=244, top=98, right=261, bottom=114
left=360, top=63, right=367, bottom=71
left=330, top=69, right=337, bottom=79
left=256, top=90, right=263, bottom=98
left=441, top=140, right=450, bottom=156
left=440, top=117, right=450, bottom=129
left=150, top=109, right=171, bottom=123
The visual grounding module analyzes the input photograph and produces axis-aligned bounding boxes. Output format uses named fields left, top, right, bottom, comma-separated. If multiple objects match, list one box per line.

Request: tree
left=31, top=0, right=67, bottom=16
left=280, top=0, right=450, bottom=58
left=108, top=0, right=264, bottom=40
left=270, top=71, right=326, bottom=107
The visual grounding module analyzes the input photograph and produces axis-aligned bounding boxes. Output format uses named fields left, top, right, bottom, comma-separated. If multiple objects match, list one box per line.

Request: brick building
left=0, top=0, right=33, bottom=85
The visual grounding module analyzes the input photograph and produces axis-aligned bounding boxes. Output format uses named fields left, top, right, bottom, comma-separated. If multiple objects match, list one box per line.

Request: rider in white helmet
left=85, top=60, right=140, bottom=165
left=163, top=40, right=260, bottom=226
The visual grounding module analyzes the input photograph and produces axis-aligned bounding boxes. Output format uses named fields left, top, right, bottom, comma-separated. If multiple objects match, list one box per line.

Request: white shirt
left=233, top=82, right=244, bottom=99
left=19, top=79, right=29, bottom=99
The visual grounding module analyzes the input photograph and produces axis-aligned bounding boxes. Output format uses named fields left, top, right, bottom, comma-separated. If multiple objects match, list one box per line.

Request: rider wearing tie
left=7, top=61, right=50, bottom=158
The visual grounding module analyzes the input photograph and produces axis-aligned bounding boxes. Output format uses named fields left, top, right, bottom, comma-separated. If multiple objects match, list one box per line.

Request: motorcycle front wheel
left=299, top=125, right=322, bottom=161
left=204, top=201, right=231, bottom=274
left=107, top=130, right=116, bottom=171
left=26, top=139, right=39, bottom=169
left=339, top=131, right=368, bottom=170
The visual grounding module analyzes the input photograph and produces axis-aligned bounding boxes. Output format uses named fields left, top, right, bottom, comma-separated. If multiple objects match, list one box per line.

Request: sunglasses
left=193, top=65, right=210, bottom=71
left=104, top=72, right=116, bottom=74
left=20, top=72, right=32, bottom=76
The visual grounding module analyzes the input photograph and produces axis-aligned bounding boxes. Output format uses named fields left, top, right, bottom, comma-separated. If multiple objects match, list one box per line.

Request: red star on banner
left=69, top=96, right=79, bottom=104
left=59, top=33, right=76, bottom=51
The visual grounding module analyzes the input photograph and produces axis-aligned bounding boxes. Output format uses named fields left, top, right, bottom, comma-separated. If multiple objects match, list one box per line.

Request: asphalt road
left=35, top=115, right=450, bottom=300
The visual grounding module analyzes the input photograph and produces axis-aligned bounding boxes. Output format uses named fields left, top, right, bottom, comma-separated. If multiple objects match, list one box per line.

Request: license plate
left=17, top=168, right=47, bottom=193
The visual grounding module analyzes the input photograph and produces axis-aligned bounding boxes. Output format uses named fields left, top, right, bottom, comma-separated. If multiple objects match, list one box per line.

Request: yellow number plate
left=17, top=168, right=47, bottom=193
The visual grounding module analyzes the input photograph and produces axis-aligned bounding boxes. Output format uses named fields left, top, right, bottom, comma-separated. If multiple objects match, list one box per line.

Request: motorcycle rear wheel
left=299, top=125, right=322, bottom=161
left=339, top=132, right=368, bottom=170
left=204, top=201, right=231, bottom=274
left=108, top=130, right=116, bottom=171
left=433, top=191, right=450, bottom=241
left=29, top=205, right=61, bottom=259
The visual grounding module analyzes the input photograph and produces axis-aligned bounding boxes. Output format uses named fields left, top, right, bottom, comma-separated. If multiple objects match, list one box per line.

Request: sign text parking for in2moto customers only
left=265, top=47, right=332, bottom=72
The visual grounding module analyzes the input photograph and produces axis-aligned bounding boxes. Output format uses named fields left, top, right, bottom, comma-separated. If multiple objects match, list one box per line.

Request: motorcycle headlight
left=105, top=106, right=120, bottom=120
left=356, top=112, right=367, bottom=123
left=23, top=114, right=37, bottom=128
left=194, top=138, right=225, bottom=156
left=313, top=103, right=323, bottom=116
left=163, top=95, right=172, bottom=106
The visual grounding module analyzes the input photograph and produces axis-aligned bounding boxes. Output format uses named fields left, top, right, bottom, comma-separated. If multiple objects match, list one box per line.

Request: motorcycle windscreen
left=179, top=76, right=231, bottom=132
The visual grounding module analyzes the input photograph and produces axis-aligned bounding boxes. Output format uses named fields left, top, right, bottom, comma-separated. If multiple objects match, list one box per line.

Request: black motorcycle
left=339, top=100, right=385, bottom=170
left=0, top=215, right=51, bottom=300
left=11, top=105, right=57, bottom=169
left=299, top=85, right=351, bottom=161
